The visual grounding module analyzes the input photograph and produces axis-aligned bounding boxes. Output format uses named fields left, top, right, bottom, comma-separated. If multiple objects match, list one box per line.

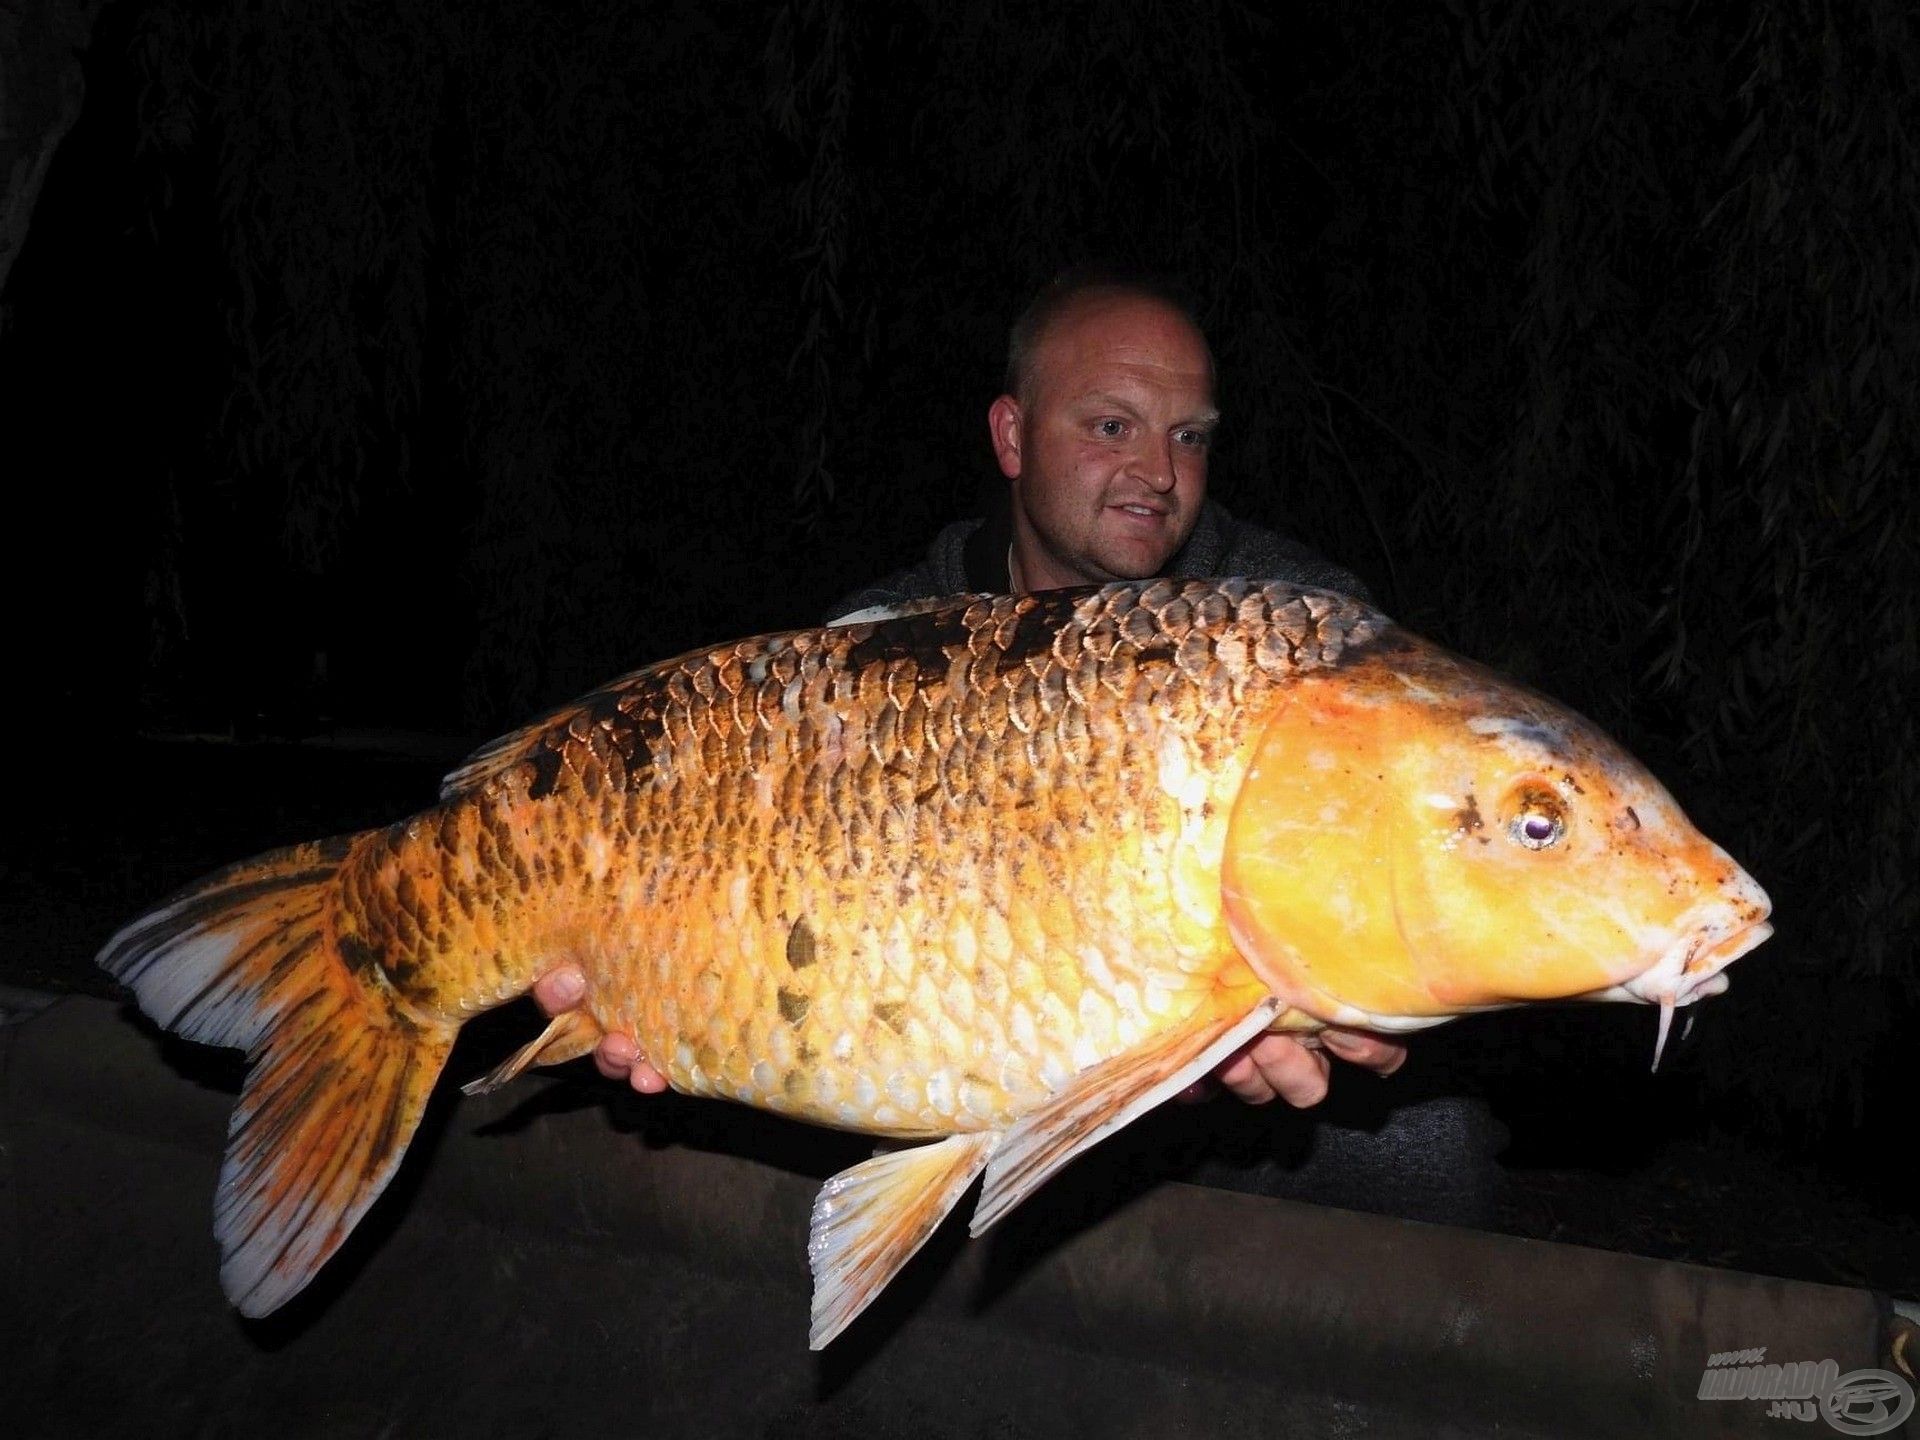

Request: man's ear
left=988, top=394, right=1023, bottom=479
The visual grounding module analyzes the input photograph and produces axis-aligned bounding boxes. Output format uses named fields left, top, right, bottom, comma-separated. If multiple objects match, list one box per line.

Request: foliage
left=1671, top=0, right=1919, bottom=992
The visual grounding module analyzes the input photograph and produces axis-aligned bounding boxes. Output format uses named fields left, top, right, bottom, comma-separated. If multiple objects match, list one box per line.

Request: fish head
left=1220, top=632, right=1772, bottom=1034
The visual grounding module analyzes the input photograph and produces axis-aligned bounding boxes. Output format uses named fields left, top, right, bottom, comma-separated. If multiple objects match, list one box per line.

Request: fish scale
left=509, top=582, right=1326, bottom=1136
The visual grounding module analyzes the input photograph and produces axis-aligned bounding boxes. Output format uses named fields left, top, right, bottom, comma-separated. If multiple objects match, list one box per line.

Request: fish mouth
left=1676, top=918, right=1773, bottom=999
left=1575, top=911, right=1772, bottom=1010
left=1569, top=896, right=1773, bottom=1070
left=1651, top=916, right=1775, bottom=1067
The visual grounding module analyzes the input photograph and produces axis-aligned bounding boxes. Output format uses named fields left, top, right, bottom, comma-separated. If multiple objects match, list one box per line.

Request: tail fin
left=99, top=835, right=457, bottom=1318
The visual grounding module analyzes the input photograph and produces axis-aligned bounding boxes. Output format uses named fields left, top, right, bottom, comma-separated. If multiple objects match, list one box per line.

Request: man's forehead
left=1031, top=292, right=1214, bottom=389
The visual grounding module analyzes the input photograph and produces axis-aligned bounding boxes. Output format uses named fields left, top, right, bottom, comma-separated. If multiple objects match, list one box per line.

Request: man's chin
left=1089, top=539, right=1182, bottom=583
left=1026, top=529, right=1185, bottom=588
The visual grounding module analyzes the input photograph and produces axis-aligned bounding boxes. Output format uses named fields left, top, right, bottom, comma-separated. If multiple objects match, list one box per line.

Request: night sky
left=3, top=0, right=1915, bottom=1275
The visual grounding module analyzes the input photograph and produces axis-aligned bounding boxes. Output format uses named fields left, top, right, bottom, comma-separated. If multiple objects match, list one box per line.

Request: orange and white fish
left=100, top=579, right=1771, bottom=1347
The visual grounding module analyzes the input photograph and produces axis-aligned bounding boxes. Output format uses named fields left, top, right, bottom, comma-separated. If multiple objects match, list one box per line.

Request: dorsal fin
left=440, top=597, right=992, bottom=802
left=437, top=650, right=698, bottom=802
left=825, top=594, right=988, bottom=627
left=438, top=703, right=593, bottom=802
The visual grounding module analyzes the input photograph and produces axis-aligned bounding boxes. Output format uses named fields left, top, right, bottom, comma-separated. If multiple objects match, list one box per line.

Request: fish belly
left=623, top=813, right=1238, bottom=1137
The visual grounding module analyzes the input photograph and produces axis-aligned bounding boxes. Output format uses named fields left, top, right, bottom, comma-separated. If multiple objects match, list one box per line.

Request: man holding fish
left=103, top=264, right=1770, bottom=1344
left=537, top=271, right=1410, bottom=1119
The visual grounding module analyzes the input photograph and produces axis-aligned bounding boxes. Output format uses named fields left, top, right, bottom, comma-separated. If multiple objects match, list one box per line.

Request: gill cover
left=1220, top=636, right=1732, bottom=1029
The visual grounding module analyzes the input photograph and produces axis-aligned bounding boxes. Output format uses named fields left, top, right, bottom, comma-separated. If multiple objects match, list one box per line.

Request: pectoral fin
left=969, top=993, right=1283, bottom=1237
left=461, top=1009, right=605, bottom=1096
left=809, top=1131, right=999, bottom=1349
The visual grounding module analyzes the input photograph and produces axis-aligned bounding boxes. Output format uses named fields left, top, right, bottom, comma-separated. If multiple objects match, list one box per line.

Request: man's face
left=990, top=292, right=1217, bottom=591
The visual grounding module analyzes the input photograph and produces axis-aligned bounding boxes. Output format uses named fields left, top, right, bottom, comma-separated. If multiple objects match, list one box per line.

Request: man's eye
left=1094, top=419, right=1126, bottom=438
left=1175, top=428, right=1211, bottom=449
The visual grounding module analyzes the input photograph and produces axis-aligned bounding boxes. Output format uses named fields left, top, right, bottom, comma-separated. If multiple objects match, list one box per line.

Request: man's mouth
left=1111, top=502, right=1169, bottom=521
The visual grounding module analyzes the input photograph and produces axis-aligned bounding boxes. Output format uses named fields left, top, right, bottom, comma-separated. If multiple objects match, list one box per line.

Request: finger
left=596, top=1032, right=669, bottom=1095
left=531, top=965, right=586, bottom=1018
left=1321, top=1028, right=1409, bottom=1077
left=628, top=1059, right=670, bottom=1095
left=595, top=1030, right=638, bottom=1082
left=1243, top=1035, right=1332, bottom=1108
left=1213, top=1047, right=1279, bottom=1105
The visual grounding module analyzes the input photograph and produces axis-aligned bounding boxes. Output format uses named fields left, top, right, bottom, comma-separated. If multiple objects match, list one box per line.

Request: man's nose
left=1129, top=436, right=1179, bottom=493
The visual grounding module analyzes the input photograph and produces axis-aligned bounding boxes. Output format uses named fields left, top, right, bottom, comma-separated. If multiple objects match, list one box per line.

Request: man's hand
left=533, top=965, right=1407, bottom=1108
left=1186, top=1029, right=1407, bottom=1108
left=530, top=966, right=669, bottom=1094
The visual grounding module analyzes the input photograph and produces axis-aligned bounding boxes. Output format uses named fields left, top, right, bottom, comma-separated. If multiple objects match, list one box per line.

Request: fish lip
left=1686, top=917, right=1772, bottom=985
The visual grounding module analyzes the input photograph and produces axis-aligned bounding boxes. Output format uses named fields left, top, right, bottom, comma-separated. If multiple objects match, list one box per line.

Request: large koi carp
left=101, top=580, right=1771, bottom=1346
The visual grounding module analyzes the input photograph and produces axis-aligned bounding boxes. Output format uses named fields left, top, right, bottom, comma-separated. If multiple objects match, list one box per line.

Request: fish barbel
left=100, top=579, right=1771, bottom=1346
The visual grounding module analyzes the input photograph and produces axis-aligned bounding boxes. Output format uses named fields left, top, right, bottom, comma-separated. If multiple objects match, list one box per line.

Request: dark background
left=2, top=0, right=1914, bottom=1287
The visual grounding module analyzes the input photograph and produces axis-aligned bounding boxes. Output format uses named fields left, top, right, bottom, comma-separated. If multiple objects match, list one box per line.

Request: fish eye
left=1505, top=786, right=1567, bottom=850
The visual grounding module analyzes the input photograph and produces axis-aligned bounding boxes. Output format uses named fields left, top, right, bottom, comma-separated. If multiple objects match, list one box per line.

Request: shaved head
left=1004, top=266, right=1212, bottom=405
